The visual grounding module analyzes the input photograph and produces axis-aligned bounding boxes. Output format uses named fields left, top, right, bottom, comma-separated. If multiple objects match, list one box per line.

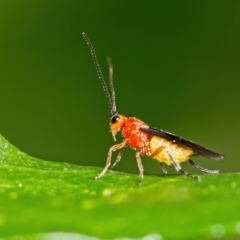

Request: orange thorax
left=121, top=117, right=151, bottom=149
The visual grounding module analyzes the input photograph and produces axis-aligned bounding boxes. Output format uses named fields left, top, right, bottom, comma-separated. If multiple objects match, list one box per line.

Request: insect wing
left=140, top=127, right=224, bottom=160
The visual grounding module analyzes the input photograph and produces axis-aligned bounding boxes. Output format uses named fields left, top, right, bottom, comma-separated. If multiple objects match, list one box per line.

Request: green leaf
left=0, top=134, right=239, bottom=240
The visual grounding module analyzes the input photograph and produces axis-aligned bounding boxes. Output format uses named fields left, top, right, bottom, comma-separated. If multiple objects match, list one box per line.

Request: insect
left=82, top=32, right=224, bottom=183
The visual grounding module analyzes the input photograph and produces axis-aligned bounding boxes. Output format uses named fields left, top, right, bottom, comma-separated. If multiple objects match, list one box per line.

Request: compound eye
left=111, top=115, right=120, bottom=124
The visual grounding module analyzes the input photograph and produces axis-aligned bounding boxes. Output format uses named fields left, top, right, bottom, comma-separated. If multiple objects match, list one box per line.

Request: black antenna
left=106, top=57, right=117, bottom=115
left=82, top=32, right=117, bottom=116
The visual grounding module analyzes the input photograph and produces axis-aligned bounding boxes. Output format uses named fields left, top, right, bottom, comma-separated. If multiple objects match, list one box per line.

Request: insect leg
left=136, top=151, right=144, bottom=184
left=110, top=147, right=125, bottom=169
left=95, top=140, right=128, bottom=180
left=188, top=159, right=219, bottom=174
left=159, top=162, right=168, bottom=174
left=166, top=151, right=189, bottom=176
left=167, top=152, right=200, bottom=180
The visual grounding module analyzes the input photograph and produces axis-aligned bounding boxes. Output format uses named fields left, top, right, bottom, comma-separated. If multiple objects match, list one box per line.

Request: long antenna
left=82, top=32, right=117, bottom=115
left=106, top=57, right=117, bottom=115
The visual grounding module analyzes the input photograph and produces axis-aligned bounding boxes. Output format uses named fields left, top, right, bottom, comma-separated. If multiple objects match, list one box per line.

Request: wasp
left=82, top=32, right=224, bottom=183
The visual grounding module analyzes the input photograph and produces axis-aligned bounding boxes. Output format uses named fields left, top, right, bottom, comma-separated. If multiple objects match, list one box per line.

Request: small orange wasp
left=82, top=32, right=224, bottom=183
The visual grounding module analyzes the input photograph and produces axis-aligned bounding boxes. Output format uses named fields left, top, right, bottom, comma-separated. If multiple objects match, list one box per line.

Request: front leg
left=95, top=140, right=128, bottom=180
left=110, top=147, right=125, bottom=169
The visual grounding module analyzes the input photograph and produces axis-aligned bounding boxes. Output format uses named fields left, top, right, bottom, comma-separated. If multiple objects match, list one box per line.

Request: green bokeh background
left=0, top=1, right=239, bottom=175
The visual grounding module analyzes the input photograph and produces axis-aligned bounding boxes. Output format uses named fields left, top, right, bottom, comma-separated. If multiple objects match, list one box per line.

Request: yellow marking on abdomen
left=149, top=136, right=193, bottom=165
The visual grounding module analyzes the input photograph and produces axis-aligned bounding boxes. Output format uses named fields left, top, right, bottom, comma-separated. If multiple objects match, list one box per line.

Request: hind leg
left=166, top=151, right=200, bottom=180
left=188, top=159, right=219, bottom=174
left=166, top=151, right=189, bottom=176
left=151, top=147, right=168, bottom=174
left=159, top=162, right=168, bottom=174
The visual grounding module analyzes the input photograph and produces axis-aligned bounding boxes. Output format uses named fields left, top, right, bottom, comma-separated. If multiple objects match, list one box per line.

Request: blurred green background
left=0, top=1, right=239, bottom=175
